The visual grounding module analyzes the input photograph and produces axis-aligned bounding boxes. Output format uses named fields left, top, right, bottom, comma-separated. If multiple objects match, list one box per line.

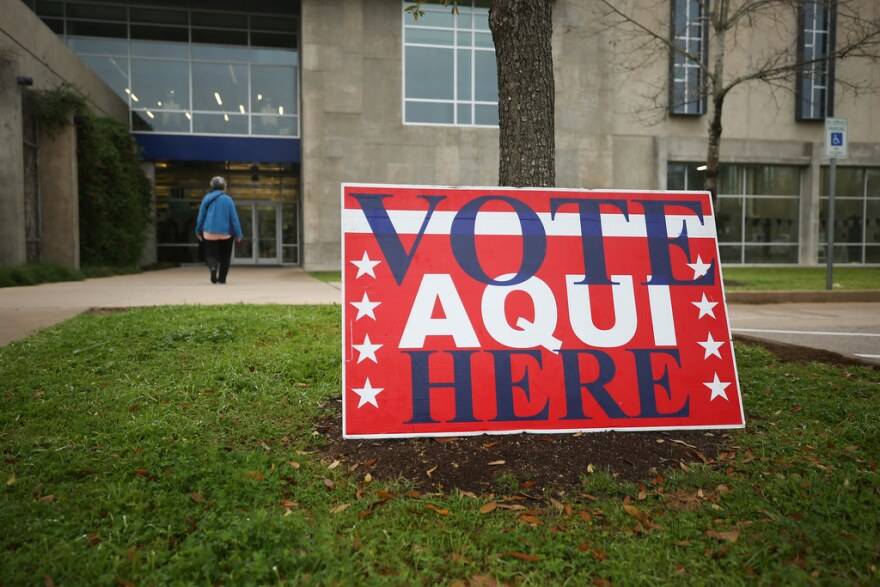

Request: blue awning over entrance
left=134, top=134, right=300, bottom=164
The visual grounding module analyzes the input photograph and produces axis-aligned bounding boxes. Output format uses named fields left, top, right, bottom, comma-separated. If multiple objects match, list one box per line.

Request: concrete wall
left=0, top=0, right=127, bottom=268
left=303, top=0, right=879, bottom=269
left=301, top=0, right=500, bottom=270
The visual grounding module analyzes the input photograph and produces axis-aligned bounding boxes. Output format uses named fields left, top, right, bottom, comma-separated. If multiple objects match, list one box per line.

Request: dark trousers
left=204, top=238, right=235, bottom=283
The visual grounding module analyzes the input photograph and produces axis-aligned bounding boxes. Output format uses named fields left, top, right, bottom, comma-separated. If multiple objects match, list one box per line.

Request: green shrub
left=76, top=115, right=153, bottom=267
left=0, top=263, right=84, bottom=288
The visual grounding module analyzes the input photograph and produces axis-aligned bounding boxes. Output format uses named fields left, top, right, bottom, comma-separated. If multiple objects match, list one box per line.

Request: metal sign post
left=825, top=117, right=848, bottom=291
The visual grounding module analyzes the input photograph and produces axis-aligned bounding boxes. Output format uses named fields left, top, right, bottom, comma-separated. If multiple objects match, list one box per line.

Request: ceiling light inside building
left=278, top=106, right=284, bottom=115
left=224, top=114, right=229, bottom=121
left=214, top=92, right=223, bottom=106
left=239, top=105, right=245, bottom=114
left=697, top=165, right=707, bottom=171
left=146, top=111, right=154, bottom=119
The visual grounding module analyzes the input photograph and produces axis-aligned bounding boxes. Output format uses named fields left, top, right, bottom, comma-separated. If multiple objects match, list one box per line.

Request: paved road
left=1, top=267, right=878, bottom=367
left=728, top=302, right=880, bottom=366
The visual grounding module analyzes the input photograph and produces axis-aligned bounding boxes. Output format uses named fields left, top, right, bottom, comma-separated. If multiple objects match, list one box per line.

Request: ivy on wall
left=31, top=84, right=152, bottom=267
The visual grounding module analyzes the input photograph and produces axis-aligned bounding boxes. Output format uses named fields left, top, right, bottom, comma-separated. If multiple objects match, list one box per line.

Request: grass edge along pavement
left=1, top=305, right=879, bottom=585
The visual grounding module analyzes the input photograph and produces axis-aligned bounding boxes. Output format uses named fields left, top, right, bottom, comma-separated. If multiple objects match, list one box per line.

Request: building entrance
left=233, top=202, right=282, bottom=265
left=154, top=161, right=300, bottom=266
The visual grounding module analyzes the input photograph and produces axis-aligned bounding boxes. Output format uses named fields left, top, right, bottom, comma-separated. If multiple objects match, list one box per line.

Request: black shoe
left=218, top=280, right=226, bottom=284
left=210, top=267, right=218, bottom=284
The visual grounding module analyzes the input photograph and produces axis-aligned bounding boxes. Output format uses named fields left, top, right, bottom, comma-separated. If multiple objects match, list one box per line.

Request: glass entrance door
left=233, top=202, right=281, bottom=264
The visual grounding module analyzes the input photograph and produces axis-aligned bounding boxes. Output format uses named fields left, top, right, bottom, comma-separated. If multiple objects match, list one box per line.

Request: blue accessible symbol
left=831, top=132, right=844, bottom=146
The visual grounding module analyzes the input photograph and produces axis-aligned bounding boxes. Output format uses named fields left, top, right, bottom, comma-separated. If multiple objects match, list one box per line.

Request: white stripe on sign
left=342, top=210, right=717, bottom=239
left=733, top=328, right=880, bottom=338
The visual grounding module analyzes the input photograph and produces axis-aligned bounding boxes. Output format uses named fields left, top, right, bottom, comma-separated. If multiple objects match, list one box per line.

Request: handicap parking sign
left=825, top=118, right=848, bottom=159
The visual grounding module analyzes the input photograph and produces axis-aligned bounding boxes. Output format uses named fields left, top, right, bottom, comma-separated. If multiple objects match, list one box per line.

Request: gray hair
left=210, top=176, right=227, bottom=190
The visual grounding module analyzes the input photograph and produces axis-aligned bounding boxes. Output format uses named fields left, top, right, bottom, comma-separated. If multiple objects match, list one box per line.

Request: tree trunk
left=490, top=0, right=555, bottom=187
left=704, top=93, right=724, bottom=201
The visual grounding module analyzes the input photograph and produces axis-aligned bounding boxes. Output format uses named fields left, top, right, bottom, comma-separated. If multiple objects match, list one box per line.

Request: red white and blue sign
left=342, top=184, right=744, bottom=438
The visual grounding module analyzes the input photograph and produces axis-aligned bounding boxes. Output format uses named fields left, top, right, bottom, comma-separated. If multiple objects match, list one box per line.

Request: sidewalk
left=1, top=267, right=878, bottom=366
left=0, top=267, right=341, bottom=347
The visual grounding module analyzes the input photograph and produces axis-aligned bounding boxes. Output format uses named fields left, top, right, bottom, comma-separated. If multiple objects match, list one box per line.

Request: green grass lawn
left=2, top=306, right=879, bottom=585
left=722, top=266, right=880, bottom=291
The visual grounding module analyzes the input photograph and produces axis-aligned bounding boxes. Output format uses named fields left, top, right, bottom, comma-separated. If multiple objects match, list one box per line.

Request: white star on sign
left=352, top=333, right=382, bottom=364
left=351, top=251, right=380, bottom=279
left=352, top=377, right=383, bottom=408
left=704, top=373, right=731, bottom=401
left=692, top=292, right=718, bottom=319
left=687, top=255, right=712, bottom=279
left=350, top=292, right=380, bottom=321
left=698, top=332, right=725, bottom=359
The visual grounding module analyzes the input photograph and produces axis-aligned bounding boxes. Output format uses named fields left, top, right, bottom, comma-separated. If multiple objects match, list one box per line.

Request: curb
left=725, top=290, right=880, bottom=304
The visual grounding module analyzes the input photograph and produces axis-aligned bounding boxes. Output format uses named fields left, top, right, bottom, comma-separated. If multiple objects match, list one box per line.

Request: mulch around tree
left=317, top=338, right=877, bottom=495
left=316, top=401, right=731, bottom=495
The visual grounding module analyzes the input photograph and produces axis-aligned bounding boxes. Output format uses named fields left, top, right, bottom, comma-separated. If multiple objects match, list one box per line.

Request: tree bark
left=490, top=0, right=555, bottom=187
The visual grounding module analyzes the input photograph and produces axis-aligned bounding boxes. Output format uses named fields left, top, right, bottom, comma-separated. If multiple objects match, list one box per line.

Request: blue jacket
left=195, top=190, right=243, bottom=239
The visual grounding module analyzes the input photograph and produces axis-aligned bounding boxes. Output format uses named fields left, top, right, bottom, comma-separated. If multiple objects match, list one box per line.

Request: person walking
left=195, top=176, right=243, bottom=284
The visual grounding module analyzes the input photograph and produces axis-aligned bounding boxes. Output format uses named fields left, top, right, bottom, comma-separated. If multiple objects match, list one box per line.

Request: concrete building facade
left=4, top=0, right=879, bottom=270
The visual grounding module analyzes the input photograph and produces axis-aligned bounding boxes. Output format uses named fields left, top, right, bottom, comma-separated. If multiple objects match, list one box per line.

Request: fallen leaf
left=671, top=439, right=698, bottom=449
left=623, top=504, right=647, bottom=523
left=243, top=470, right=265, bottom=481
left=134, top=468, right=149, bottom=478
left=87, top=532, right=100, bottom=547
left=506, top=551, right=540, bottom=562
left=289, top=461, right=300, bottom=469
left=488, top=460, right=506, bottom=466
left=434, top=437, right=458, bottom=444
left=7, top=473, right=16, bottom=486
left=426, top=504, right=449, bottom=516
left=328, top=460, right=341, bottom=470
left=426, top=465, right=438, bottom=477
left=482, top=442, right=498, bottom=448
left=468, top=576, right=498, bottom=587
left=549, top=497, right=565, bottom=513
left=364, top=473, right=372, bottom=483
left=279, top=499, right=298, bottom=508
left=330, top=503, right=350, bottom=514
left=323, top=478, right=336, bottom=490
left=518, top=514, right=542, bottom=525
left=458, top=489, right=478, bottom=499
left=189, top=492, right=205, bottom=503
left=522, top=480, right=538, bottom=488
left=706, top=529, right=740, bottom=542
left=679, top=461, right=691, bottom=472
left=479, top=502, right=499, bottom=514
left=587, top=464, right=595, bottom=473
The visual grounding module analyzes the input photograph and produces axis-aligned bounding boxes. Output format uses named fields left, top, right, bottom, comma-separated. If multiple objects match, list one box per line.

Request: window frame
left=402, top=0, right=498, bottom=127
left=795, top=1, right=837, bottom=121
left=668, top=0, right=709, bottom=116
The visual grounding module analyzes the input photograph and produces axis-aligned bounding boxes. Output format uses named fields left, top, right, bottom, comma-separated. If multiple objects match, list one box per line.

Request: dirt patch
left=733, top=334, right=879, bottom=370
left=316, top=401, right=729, bottom=495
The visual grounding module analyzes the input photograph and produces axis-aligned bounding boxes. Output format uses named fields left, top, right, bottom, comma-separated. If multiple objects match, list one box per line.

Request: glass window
left=746, top=165, right=800, bottom=196
left=193, top=113, right=248, bottom=135
left=130, top=7, right=187, bottom=26
left=78, top=54, right=129, bottom=101
left=130, top=25, right=188, bottom=44
left=47, top=3, right=299, bottom=138
left=796, top=2, right=835, bottom=121
left=131, top=59, right=189, bottom=113
left=818, top=166, right=879, bottom=264
left=403, top=0, right=497, bottom=126
left=669, top=0, right=706, bottom=116
left=191, top=29, right=248, bottom=48
left=67, top=3, right=126, bottom=21
left=192, top=62, right=248, bottom=113
left=131, top=39, right=189, bottom=59
left=67, top=36, right=128, bottom=55
left=67, top=20, right=127, bottom=38
left=252, top=64, right=297, bottom=116
left=714, top=197, right=743, bottom=243
left=667, top=162, right=803, bottom=264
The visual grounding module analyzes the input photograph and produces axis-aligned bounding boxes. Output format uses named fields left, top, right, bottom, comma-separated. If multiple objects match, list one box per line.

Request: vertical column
left=800, top=141, right=821, bottom=265
left=0, top=59, right=27, bottom=266
left=39, top=117, right=80, bottom=269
